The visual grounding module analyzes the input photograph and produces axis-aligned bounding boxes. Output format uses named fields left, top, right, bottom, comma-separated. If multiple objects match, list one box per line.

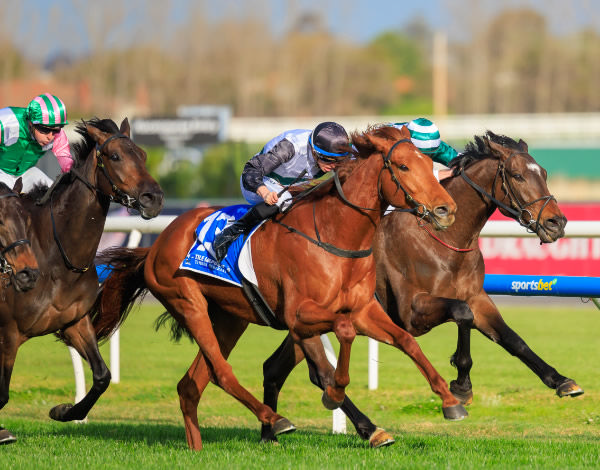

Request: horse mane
left=21, top=118, right=120, bottom=203
left=289, top=124, right=402, bottom=202
left=449, top=130, right=525, bottom=173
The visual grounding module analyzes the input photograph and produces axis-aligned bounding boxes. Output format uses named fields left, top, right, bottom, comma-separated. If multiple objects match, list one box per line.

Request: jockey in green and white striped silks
left=393, top=117, right=457, bottom=166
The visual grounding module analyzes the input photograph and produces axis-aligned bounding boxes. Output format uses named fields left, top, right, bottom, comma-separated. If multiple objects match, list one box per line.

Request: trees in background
left=2, top=1, right=599, bottom=198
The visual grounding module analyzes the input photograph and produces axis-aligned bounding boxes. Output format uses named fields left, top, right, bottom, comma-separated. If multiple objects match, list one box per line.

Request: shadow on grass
left=16, top=421, right=371, bottom=450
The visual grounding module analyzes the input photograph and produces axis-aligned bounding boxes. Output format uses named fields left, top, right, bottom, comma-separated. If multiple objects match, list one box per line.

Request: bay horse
left=0, top=118, right=163, bottom=445
left=258, top=131, right=576, bottom=446
left=0, top=180, right=39, bottom=294
left=93, top=124, right=465, bottom=451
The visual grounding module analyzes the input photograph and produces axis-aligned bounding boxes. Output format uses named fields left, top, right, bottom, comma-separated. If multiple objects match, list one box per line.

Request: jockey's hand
left=264, top=191, right=279, bottom=205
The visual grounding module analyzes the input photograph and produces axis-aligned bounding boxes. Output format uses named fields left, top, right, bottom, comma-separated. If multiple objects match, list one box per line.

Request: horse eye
left=397, top=164, right=408, bottom=171
left=110, top=153, right=120, bottom=162
left=512, top=173, right=524, bottom=181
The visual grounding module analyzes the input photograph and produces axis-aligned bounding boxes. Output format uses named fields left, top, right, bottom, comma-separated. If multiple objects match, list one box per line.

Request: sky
left=7, top=0, right=599, bottom=63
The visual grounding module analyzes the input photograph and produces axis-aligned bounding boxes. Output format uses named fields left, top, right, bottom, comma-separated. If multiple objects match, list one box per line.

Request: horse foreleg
left=0, top=328, right=20, bottom=444
left=353, top=300, right=468, bottom=420
left=470, top=294, right=583, bottom=398
left=411, top=293, right=475, bottom=405
left=261, top=334, right=303, bottom=443
left=319, top=314, right=355, bottom=410
left=261, top=333, right=392, bottom=447
left=49, top=316, right=111, bottom=422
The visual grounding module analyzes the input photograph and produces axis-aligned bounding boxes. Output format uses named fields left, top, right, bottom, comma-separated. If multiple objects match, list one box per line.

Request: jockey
left=0, top=93, right=73, bottom=192
left=392, top=117, right=458, bottom=181
left=213, top=121, right=351, bottom=262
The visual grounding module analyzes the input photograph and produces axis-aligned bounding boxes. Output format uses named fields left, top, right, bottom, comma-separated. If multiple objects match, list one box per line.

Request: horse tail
left=90, top=246, right=150, bottom=343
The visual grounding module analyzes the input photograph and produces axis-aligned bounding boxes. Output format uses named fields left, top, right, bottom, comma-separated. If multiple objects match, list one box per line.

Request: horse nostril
left=544, top=217, right=566, bottom=233
left=433, top=206, right=449, bottom=218
left=139, top=190, right=164, bottom=208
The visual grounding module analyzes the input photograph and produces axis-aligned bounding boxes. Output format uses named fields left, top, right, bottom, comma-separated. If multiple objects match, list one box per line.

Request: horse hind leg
left=49, top=317, right=111, bottom=422
left=172, top=300, right=294, bottom=450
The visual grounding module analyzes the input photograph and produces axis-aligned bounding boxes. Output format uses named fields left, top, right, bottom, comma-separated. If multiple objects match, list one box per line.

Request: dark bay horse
left=0, top=180, right=39, bottom=294
left=259, top=131, right=575, bottom=446
left=93, top=125, right=464, bottom=450
left=0, top=118, right=163, bottom=444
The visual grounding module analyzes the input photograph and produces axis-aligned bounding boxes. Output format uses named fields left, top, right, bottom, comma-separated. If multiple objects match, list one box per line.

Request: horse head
left=477, top=132, right=566, bottom=243
left=84, top=118, right=164, bottom=219
left=362, top=125, right=457, bottom=229
left=0, top=179, right=39, bottom=292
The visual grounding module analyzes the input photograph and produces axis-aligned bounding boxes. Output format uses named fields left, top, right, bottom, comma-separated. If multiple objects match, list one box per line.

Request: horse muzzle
left=11, top=267, right=39, bottom=292
left=537, top=215, right=567, bottom=243
left=137, top=186, right=165, bottom=220
left=428, top=204, right=456, bottom=230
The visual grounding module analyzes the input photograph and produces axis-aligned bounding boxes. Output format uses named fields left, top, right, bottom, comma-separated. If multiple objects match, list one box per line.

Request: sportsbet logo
left=511, top=278, right=558, bottom=293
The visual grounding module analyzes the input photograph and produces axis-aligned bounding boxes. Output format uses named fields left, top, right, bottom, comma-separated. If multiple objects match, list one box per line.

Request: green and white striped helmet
left=27, top=93, right=68, bottom=127
left=394, top=118, right=457, bottom=166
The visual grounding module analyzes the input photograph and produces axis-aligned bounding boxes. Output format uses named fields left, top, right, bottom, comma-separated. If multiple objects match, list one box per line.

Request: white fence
left=69, top=216, right=600, bottom=431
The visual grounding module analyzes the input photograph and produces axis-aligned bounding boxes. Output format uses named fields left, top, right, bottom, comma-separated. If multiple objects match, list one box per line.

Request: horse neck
left=314, top=158, right=384, bottom=249
left=444, top=159, right=500, bottom=244
left=37, top=151, right=110, bottom=267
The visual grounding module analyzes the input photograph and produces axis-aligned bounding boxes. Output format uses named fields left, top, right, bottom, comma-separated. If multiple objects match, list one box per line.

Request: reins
left=272, top=138, right=430, bottom=259
left=0, top=192, right=33, bottom=274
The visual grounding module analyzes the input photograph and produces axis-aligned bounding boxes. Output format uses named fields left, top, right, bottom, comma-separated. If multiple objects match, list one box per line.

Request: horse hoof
left=369, top=428, right=395, bottom=448
left=556, top=379, right=584, bottom=398
left=450, top=380, right=474, bottom=405
left=272, top=417, right=296, bottom=436
left=443, top=404, right=468, bottom=421
left=49, top=403, right=74, bottom=422
left=321, top=390, right=344, bottom=410
left=0, top=427, right=17, bottom=445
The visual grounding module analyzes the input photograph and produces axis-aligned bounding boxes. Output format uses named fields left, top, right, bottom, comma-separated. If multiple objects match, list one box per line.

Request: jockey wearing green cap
left=0, top=93, right=73, bottom=192
left=392, top=117, right=458, bottom=181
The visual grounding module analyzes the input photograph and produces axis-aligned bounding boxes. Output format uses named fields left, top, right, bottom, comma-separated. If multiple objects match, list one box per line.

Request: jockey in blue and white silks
left=213, top=121, right=351, bottom=262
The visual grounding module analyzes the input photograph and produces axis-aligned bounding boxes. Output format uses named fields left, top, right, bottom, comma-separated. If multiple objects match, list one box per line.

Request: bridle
left=42, top=131, right=141, bottom=273
left=0, top=192, right=32, bottom=275
left=273, top=138, right=434, bottom=258
left=459, top=151, right=556, bottom=237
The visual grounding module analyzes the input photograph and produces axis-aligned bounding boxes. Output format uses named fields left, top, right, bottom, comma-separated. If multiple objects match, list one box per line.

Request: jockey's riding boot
left=213, top=202, right=279, bottom=263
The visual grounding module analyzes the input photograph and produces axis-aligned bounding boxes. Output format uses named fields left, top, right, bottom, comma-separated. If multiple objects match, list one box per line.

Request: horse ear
left=398, top=125, right=411, bottom=139
left=486, top=139, right=508, bottom=159
left=85, top=122, right=110, bottom=145
left=518, top=139, right=528, bottom=153
left=13, top=177, right=23, bottom=194
left=119, top=117, right=130, bottom=137
left=365, top=133, right=391, bottom=154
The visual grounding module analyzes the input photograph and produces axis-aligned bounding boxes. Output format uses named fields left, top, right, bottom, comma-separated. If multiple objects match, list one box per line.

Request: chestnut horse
left=93, top=125, right=464, bottom=450
left=258, top=131, right=576, bottom=446
left=0, top=118, right=163, bottom=444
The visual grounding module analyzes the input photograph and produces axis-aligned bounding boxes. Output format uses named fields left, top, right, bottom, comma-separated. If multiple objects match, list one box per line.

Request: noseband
left=0, top=192, right=32, bottom=275
left=459, top=151, right=556, bottom=236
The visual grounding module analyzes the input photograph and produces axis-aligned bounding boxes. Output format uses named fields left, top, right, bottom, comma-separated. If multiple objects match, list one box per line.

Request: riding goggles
left=34, top=124, right=63, bottom=135
left=309, top=134, right=350, bottom=164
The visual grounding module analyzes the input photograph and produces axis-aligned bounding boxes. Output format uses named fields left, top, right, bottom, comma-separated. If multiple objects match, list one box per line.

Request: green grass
left=1, top=301, right=599, bottom=468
